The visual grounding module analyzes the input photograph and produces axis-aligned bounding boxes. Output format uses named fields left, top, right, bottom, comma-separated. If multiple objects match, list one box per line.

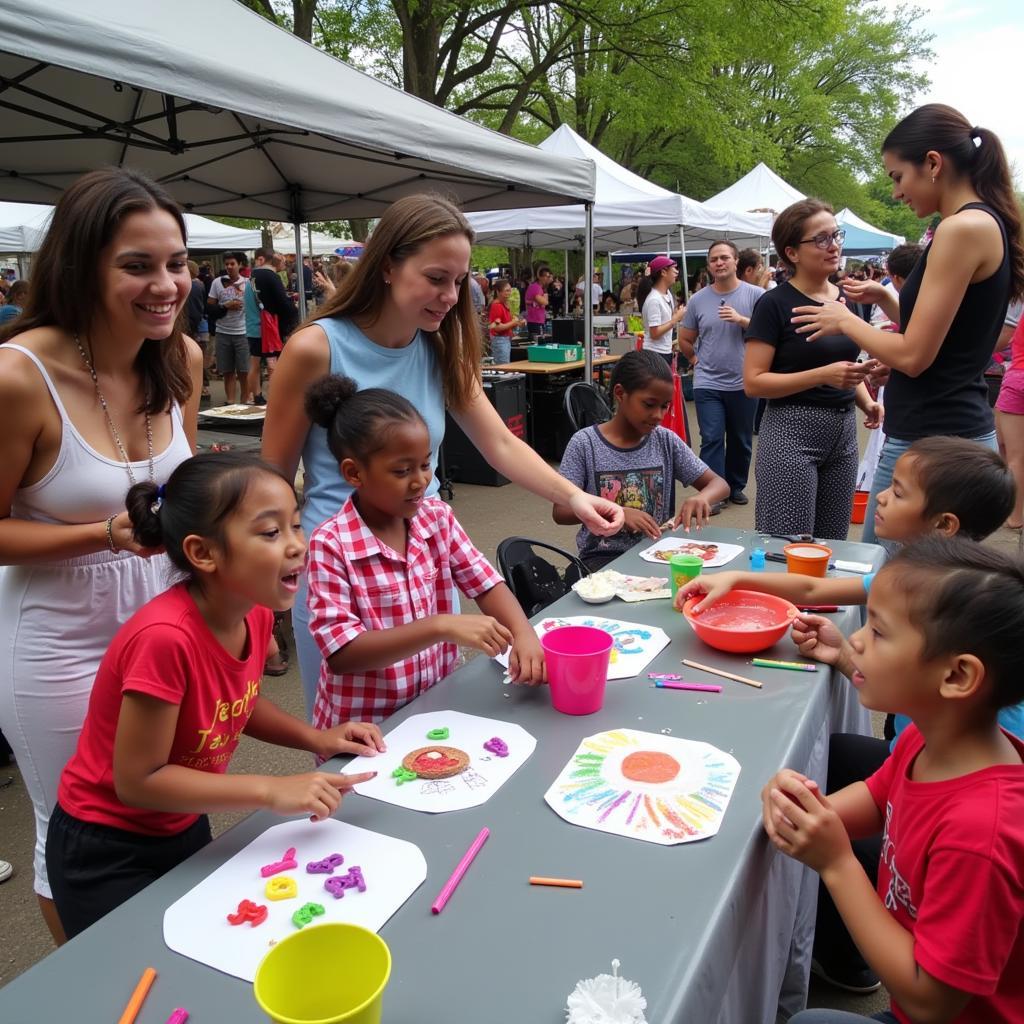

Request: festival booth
left=704, top=162, right=806, bottom=215
left=835, top=207, right=905, bottom=256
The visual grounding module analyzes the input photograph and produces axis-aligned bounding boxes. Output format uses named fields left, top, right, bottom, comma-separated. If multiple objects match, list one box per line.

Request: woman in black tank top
left=785, top=104, right=1024, bottom=545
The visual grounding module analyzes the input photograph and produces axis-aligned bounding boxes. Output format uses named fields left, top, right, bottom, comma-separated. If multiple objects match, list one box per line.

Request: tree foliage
left=241, top=0, right=933, bottom=241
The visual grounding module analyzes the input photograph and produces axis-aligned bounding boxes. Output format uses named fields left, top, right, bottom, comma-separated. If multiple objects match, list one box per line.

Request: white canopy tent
left=704, top=162, right=806, bottom=215
left=269, top=226, right=359, bottom=257
left=0, top=201, right=262, bottom=253
left=0, top=0, right=596, bottom=323
left=465, top=126, right=773, bottom=301
left=835, top=208, right=905, bottom=255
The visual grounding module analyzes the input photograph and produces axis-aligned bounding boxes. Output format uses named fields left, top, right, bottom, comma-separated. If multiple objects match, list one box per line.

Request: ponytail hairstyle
left=880, top=535, right=1024, bottom=711
left=305, top=374, right=426, bottom=464
left=303, top=193, right=482, bottom=410
left=609, top=349, right=672, bottom=397
left=635, top=274, right=654, bottom=313
left=0, top=167, right=193, bottom=414
left=126, top=452, right=293, bottom=579
left=883, top=104, right=1024, bottom=301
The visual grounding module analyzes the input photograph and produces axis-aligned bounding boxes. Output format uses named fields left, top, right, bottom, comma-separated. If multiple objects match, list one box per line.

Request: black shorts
left=46, top=802, right=211, bottom=939
left=248, top=336, right=263, bottom=358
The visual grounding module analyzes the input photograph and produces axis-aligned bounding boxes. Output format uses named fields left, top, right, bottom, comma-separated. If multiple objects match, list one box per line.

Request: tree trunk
left=393, top=0, right=443, bottom=102
left=347, top=218, right=371, bottom=242
left=292, top=0, right=316, bottom=42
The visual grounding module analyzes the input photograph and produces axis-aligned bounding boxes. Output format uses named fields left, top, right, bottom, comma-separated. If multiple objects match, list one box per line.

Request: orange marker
left=529, top=876, right=583, bottom=888
left=117, top=967, right=157, bottom=1024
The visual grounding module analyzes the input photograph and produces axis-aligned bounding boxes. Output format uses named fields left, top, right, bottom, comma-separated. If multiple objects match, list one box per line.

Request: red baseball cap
left=649, top=256, right=677, bottom=272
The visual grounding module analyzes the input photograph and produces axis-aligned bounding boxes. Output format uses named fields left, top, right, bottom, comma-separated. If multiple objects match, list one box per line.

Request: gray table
left=0, top=527, right=882, bottom=1024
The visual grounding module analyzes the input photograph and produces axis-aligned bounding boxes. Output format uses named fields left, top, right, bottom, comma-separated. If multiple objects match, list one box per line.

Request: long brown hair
left=773, top=198, right=833, bottom=273
left=307, top=193, right=481, bottom=410
left=883, top=104, right=1024, bottom=301
left=0, top=167, right=193, bottom=414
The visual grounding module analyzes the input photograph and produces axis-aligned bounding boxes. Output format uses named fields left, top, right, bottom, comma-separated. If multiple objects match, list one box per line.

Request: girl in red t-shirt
left=487, top=278, right=525, bottom=365
left=46, top=452, right=384, bottom=939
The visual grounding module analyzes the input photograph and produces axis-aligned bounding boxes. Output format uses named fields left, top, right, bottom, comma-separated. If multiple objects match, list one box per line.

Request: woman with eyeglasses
left=791, top=104, right=1024, bottom=546
left=743, top=199, right=882, bottom=538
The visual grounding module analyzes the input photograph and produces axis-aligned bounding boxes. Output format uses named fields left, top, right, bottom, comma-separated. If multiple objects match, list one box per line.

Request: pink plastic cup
left=541, top=625, right=614, bottom=715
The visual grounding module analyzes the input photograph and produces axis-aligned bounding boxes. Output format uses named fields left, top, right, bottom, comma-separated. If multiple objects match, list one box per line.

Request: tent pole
left=606, top=252, right=612, bottom=294
left=679, top=226, right=689, bottom=301
left=564, top=248, right=570, bottom=315
left=294, top=222, right=307, bottom=320
left=584, top=204, right=594, bottom=381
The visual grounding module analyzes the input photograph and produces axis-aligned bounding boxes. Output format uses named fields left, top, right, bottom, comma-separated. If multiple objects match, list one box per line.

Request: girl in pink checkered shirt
left=305, top=375, right=545, bottom=727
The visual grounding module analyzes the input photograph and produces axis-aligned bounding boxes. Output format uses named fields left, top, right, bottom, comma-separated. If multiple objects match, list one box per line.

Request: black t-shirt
left=744, top=281, right=860, bottom=407
left=884, top=203, right=1008, bottom=441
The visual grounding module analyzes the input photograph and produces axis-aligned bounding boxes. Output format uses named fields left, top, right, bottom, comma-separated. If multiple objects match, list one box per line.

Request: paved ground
left=2, top=384, right=1018, bottom=1015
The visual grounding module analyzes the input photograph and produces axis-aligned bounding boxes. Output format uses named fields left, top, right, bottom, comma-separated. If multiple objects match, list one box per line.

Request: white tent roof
left=835, top=208, right=905, bottom=254
left=465, top=125, right=772, bottom=250
left=269, top=227, right=359, bottom=256
left=0, top=0, right=595, bottom=220
left=0, top=202, right=262, bottom=252
left=705, top=162, right=805, bottom=215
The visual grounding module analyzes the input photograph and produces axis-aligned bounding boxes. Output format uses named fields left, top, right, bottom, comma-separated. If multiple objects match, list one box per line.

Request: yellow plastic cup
left=253, top=923, right=391, bottom=1024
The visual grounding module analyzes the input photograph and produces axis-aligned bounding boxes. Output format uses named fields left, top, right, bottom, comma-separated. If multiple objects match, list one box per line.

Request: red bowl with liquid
left=682, top=589, right=799, bottom=654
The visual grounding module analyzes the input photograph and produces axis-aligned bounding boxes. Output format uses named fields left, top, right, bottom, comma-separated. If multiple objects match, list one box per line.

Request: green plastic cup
left=669, top=553, right=703, bottom=609
left=253, top=923, right=391, bottom=1024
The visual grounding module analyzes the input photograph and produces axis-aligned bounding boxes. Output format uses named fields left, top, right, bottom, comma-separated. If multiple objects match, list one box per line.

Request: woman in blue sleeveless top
left=262, top=194, right=624, bottom=717
left=789, top=104, right=1024, bottom=547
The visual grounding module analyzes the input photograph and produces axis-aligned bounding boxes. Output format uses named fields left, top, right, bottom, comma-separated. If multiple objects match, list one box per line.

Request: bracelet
left=105, top=514, right=119, bottom=553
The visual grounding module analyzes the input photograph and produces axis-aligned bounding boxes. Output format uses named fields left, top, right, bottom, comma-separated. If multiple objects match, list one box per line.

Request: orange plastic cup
left=851, top=491, right=869, bottom=524
left=784, top=542, right=833, bottom=577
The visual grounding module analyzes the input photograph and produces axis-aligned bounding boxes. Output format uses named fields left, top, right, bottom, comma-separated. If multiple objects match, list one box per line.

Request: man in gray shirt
left=678, top=240, right=764, bottom=505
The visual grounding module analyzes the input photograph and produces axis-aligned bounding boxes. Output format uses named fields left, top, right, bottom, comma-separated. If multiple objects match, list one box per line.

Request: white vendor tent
left=835, top=208, right=905, bottom=255
left=269, top=226, right=359, bottom=257
left=705, top=162, right=806, bottom=215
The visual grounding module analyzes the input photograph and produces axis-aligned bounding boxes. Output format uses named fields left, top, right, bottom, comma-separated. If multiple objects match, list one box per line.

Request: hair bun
left=125, top=479, right=165, bottom=549
left=304, top=374, right=359, bottom=428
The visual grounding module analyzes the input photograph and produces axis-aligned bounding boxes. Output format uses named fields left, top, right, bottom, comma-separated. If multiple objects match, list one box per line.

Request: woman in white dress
left=0, top=168, right=203, bottom=942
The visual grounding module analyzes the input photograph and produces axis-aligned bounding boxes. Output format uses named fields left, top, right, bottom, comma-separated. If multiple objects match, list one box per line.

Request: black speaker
left=552, top=318, right=584, bottom=344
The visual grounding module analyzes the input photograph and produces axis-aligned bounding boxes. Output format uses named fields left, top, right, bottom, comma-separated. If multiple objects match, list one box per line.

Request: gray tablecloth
left=0, top=528, right=882, bottom=1024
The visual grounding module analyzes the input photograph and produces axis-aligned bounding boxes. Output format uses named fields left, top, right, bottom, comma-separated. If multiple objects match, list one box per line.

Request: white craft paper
left=636, top=537, right=744, bottom=568
left=497, top=615, right=670, bottom=680
left=163, top=818, right=425, bottom=981
left=545, top=728, right=741, bottom=846
left=344, top=710, right=535, bottom=813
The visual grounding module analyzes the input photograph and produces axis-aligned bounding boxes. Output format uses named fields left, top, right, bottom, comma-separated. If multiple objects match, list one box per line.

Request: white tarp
left=0, top=0, right=595, bottom=220
left=0, top=202, right=262, bottom=252
left=465, top=125, right=772, bottom=251
left=704, top=162, right=806, bottom=215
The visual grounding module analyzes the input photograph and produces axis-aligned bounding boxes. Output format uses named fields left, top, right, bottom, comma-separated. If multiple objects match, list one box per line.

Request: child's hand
left=761, top=769, right=816, bottom=844
left=673, top=496, right=712, bottom=532
left=673, top=571, right=738, bottom=613
left=447, top=614, right=514, bottom=657
left=791, top=614, right=845, bottom=666
left=764, top=771, right=853, bottom=874
left=508, top=630, right=546, bottom=686
left=316, top=721, right=387, bottom=761
left=621, top=507, right=662, bottom=540
left=268, top=770, right=377, bottom=822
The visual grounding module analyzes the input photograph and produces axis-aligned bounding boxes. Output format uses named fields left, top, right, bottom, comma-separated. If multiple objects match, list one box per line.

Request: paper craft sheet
left=163, top=818, right=426, bottom=981
left=497, top=615, right=670, bottom=680
left=344, top=710, right=535, bottom=813
left=545, top=728, right=741, bottom=845
left=637, top=537, right=744, bottom=568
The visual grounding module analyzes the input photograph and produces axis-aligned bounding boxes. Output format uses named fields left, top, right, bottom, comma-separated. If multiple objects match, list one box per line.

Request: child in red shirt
left=46, top=452, right=383, bottom=939
left=487, top=277, right=524, bottom=365
left=765, top=537, right=1024, bottom=1024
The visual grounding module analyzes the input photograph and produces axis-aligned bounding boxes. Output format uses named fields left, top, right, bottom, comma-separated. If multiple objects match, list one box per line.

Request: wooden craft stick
left=529, top=877, right=584, bottom=888
left=431, top=827, right=489, bottom=914
left=117, top=967, right=157, bottom=1024
left=680, top=658, right=762, bottom=689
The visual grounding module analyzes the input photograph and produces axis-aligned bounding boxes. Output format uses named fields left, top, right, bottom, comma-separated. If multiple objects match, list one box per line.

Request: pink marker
left=164, top=1011, right=189, bottom=1024
left=431, top=827, right=489, bottom=915
left=654, top=680, right=722, bottom=693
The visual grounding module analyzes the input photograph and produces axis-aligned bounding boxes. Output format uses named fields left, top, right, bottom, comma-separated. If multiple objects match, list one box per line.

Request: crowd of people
left=1, top=102, right=1023, bottom=1024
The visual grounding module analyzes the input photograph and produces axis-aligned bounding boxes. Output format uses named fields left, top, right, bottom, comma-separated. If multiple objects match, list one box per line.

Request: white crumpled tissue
left=566, top=958, right=648, bottom=1024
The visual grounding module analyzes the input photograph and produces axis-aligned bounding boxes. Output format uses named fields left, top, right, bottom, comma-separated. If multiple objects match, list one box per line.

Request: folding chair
left=496, top=537, right=589, bottom=618
left=563, top=381, right=613, bottom=432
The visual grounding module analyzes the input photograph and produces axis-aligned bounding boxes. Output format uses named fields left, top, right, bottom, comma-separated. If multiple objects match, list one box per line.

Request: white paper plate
left=636, top=537, right=744, bottom=569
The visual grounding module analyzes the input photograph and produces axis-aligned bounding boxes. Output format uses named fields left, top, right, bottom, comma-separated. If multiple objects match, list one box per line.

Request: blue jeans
left=861, top=430, right=998, bottom=547
left=490, top=335, right=511, bottom=365
left=692, top=387, right=758, bottom=494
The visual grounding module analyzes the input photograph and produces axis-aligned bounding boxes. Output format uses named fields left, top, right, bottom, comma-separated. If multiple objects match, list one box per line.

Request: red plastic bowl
left=682, top=589, right=799, bottom=654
